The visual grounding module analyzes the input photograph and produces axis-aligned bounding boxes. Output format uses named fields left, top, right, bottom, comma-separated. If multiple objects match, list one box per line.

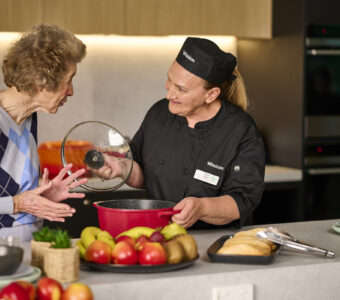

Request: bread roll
left=217, top=227, right=276, bottom=256
left=217, top=243, right=270, bottom=256
left=223, top=237, right=272, bottom=254
left=233, top=227, right=267, bottom=239
left=233, top=228, right=277, bottom=251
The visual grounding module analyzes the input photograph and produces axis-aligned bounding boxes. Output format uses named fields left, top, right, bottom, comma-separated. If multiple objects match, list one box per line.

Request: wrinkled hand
left=171, top=197, right=204, bottom=228
left=40, top=164, right=88, bottom=202
left=13, top=183, right=76, bottom=222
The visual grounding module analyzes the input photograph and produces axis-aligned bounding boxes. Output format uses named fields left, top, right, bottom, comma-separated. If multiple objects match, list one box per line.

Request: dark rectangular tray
left=207, top=235, right=281, bottom=265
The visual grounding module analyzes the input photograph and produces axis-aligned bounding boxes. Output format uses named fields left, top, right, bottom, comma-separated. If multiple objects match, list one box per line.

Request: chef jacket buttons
left=183, top=168, right=189, bottom=175
left=159, top=159, right=165, bottom=165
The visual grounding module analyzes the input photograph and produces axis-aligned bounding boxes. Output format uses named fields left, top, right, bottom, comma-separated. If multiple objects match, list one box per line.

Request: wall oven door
left=305, top=35, right=340, bottom=138
left=304, top=142, right=340, bottom=220
left=304, top=26, right=340, bottom=220
left=305, top=48, right=340, bottom=116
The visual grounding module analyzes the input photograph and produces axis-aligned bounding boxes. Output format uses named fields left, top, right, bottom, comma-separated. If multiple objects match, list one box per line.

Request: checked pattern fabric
left=0, top=107, right=39, bottom=229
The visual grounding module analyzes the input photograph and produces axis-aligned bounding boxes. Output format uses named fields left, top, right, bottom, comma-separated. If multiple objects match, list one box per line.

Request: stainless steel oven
left=304, top=25, right=340, bottom=220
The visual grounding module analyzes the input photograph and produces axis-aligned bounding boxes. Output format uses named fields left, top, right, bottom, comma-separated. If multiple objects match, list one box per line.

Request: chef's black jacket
left=130, top=99, right=265, bottom=229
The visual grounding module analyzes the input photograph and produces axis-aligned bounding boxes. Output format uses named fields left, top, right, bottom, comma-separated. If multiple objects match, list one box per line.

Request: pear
left=164, top=239, right=185, bottom=264
left=161, top=223, right=187, bottom=241
left=174, top=234, right=198, bottom=261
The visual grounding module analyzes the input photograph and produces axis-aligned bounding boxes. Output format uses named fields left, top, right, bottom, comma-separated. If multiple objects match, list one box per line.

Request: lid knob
left=84, top=149, right=104, bottom=169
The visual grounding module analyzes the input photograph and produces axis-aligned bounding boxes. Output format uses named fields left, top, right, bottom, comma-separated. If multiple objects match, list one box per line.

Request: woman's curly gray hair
left=2, top=24, right=86, bottom=96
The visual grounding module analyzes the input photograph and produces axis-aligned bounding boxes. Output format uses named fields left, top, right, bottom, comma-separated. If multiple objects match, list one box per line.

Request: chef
left=99, top=37, right=265, bottom=229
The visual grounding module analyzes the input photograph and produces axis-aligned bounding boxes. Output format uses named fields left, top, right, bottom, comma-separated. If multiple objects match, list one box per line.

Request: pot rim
left=93, top=199, right=176, bottom=213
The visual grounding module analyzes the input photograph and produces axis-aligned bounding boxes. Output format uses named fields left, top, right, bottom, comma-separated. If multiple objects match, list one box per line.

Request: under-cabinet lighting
left=0, top=33, right=237, bottom=55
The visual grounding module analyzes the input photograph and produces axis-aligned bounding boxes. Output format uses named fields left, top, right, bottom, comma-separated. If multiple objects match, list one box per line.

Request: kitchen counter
left=22, top=219, right=339, bottom=300
left=264, top=165, right=302, bottom=183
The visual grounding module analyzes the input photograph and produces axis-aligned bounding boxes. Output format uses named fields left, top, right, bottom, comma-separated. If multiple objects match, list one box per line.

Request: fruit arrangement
left=77, top=223, right=198, bottom=265
left=0, top=277, right=93, bottom=300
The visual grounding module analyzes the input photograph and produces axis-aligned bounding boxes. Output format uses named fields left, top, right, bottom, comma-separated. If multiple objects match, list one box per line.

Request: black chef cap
left=176, top=37, right=237, bottom=83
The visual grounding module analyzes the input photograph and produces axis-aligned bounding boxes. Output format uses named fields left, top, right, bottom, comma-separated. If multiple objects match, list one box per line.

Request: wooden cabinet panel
left=0, top=0, right=272, bottom=38
left=125, top=0, right=204, bottom=35
left=126, top=0, right=272, bottom=38
left=0, top=0, right=124, bottom=34
left=0, top=0, right=43, bottom=32
left=42, top=0, right=125, bottom=35
left=201, top=0, right=273, bottom=38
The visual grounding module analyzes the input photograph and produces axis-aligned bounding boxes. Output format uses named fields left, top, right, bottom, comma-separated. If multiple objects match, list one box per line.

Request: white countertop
left=264, top=165, right=302, bottom=183
left=21, top=219, right=340, bottom=300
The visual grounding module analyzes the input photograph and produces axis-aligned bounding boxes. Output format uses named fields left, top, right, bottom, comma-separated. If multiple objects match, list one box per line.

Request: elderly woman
left=0, top=24, right=87, bottom=241
left=97, top=37, right=265, bottom=229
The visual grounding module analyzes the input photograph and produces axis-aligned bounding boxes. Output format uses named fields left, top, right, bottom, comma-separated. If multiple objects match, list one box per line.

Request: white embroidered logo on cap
left=183, top=50, right=195, bottom=63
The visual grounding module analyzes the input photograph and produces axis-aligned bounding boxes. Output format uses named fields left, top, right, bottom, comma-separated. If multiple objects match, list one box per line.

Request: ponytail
left=204, top=68, right=248, bottom=111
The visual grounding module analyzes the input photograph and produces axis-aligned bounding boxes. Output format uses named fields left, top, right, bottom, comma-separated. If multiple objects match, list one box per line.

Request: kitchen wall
left=238, top=0, right=305, bottom=168
left=0, top=34, right=236, bottom=143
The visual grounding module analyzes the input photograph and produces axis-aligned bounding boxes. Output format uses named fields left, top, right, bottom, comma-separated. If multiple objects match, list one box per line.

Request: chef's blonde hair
left=2, top=24, right=86, bottom=96
left=204, top=68, right=248, bottom=111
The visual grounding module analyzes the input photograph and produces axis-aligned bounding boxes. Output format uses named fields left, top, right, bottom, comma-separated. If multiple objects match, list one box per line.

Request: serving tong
left=257, top=227, right=335, bottom=258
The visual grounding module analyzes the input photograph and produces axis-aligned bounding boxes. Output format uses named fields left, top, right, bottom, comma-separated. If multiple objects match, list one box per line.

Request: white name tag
left=194, top=169, right=219, bottom=186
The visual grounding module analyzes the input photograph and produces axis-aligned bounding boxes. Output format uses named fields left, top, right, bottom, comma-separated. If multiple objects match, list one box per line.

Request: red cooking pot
left=61, top=122, right=180, bottom=237
left=94, top=199, right=180, bottom=238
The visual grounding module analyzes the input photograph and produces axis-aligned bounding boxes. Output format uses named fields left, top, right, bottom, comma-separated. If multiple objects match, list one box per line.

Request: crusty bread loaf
left=233, top=227, right=267, bottom=239
left=217, top=242, right=270, bottom=256
left=223, top=237, right=272, bottom=254
left=217, top=227, right=275, bottom=256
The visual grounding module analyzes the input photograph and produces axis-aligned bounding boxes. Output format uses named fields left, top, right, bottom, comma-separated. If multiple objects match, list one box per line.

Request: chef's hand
left=40, top=163, right=88, bottom=202
left=13, top=182, right=76, bottom=222
left=89, top=155, right=129, bottom=180
left=171, top=197, right=204, bottom=228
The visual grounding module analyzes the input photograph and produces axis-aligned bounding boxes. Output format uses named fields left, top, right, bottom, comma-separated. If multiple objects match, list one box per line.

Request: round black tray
left=80, top=256, right=199, bottom=274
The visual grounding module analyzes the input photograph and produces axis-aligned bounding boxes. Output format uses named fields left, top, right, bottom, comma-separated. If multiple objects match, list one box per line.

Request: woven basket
left=44, top=246, right=79, bottom=283
left=31, top=240, right=51, bottom=270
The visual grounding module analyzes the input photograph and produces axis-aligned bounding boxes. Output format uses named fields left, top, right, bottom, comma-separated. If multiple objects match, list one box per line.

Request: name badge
left=194, top=169, right=219, bottom=186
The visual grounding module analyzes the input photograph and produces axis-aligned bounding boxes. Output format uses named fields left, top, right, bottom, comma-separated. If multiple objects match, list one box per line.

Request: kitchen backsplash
left=0, top=34, right=236, bottom=144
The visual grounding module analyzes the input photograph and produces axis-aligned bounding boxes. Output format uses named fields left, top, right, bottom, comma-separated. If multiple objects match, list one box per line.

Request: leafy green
left=51, top=229, right=71, bottom=249
left=33, top=227, right=71, bottom=248
left=32, top=226, right=56, bottom=242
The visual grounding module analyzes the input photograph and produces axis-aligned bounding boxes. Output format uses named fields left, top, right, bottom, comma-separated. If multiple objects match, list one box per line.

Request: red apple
left=0, top=282, right=30, bottom=300
left=16, top=281, right=36, bottom=300
left=135, top=234, right=149, bottom=250
left=111, top=241, right=138, bottom=265
left=148, top=231, right=165, bottom=242
left=61, top=283, right=93, bottom=300
left=37, top=277, right=63, bottom=300
left=85, top=240, right=112, bottom=264
left=115, top=235, right=135, bottom=247
left=139, top=242, right=167, bottom=265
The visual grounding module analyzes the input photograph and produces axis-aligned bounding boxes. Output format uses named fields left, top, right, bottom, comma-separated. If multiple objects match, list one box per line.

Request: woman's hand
left=89, top=155, right=130, bottom=180
left=13, top=183, right=76, bottom=222
left=40, top=164, right=88, bottom=202
left=171, top=197, right=204, bottom=228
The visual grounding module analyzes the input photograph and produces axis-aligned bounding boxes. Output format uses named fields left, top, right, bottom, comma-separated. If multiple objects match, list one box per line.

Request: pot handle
left=158, top=209, right=181, bottom=217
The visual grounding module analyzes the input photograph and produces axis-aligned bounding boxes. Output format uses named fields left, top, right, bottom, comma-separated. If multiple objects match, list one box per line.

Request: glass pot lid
left=61, top=121, right=133, bottom=192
